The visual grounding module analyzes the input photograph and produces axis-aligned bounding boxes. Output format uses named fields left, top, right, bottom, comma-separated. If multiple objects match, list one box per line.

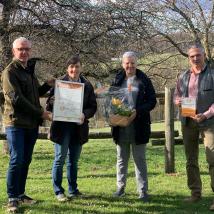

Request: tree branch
left=157, top=31, right=188, bottom=57
left=166, top=0, right=201, bottom=44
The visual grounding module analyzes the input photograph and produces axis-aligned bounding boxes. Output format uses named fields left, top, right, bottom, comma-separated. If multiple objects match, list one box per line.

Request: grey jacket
left=178, top=65, right=214, bottom=127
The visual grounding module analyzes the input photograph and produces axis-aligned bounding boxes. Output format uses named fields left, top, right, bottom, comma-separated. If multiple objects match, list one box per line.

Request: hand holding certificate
left=181, top=97, right=196, bottom=117
left=53, top=80, right=84, bottom=123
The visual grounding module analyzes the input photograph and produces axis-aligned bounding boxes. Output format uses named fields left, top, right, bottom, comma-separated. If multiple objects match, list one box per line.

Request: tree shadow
left=13, top=194, right=214, bottom=214
left=79, top=171, right=159, bottom=179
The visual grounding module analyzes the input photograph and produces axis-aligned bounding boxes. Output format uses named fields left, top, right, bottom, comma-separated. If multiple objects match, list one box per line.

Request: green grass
left=0, top=138, right=212, bottom=213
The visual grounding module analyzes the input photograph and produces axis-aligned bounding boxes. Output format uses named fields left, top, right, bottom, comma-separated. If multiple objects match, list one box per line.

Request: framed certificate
left=181, top=97, right=196, bottom=117
left=53, top=80, right=84, bottom=122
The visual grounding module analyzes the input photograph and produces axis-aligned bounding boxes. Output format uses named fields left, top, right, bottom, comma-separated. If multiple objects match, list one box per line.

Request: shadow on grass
left=0, top=171, right=161, bottom=180
left=79, top=171, right=159, bottom=179
left=7, top=194, right=214, bottom=214
left=33, top=154, right=54, bottom=160
left=82, top=148, right=116, bottom=155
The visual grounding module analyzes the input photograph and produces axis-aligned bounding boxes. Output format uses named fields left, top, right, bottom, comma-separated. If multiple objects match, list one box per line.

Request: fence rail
left=0, top=130, right=179, bottom=140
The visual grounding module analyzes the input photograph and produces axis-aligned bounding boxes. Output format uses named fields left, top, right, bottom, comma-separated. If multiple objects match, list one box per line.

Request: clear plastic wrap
left=96, top=84, right=136, bottom=127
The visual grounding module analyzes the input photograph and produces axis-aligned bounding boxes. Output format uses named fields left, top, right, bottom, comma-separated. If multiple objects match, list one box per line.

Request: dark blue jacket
left=111, top=69, right=157, bottom=144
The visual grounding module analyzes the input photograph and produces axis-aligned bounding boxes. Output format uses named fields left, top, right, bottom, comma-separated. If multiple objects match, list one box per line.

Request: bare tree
left=1, top=0, right=214, bottom=87
left=102, top=0, right=214, bottom=89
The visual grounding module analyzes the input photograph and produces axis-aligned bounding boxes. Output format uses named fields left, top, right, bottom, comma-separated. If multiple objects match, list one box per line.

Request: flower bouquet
left=95, top=83, right=136, bottom=127
left=108, top=97, right=136, bottom=127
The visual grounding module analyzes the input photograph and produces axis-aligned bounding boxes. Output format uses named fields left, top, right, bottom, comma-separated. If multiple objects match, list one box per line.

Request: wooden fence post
left=164, top=87, right=175, bottom=173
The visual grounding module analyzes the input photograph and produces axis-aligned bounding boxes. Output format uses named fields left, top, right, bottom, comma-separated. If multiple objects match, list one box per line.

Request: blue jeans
left=6, top=126, right=38, bottom=199
left=52, top=128, right=82, bottom=195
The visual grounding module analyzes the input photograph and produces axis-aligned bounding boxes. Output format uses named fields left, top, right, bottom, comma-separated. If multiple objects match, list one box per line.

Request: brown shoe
left=7, top=200, right=19, bottom=213
left=209, top=201, right=214, bottom=211
left=184, top=195, right=201, bottom=203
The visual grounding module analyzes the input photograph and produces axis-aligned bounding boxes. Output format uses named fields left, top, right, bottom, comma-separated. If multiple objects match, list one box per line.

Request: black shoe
left=68, top=190, right=82, bottom=198
left=139, top=192, right=150, bottom=202
left=113, top=188, right=125, bottom=197
left=19, top=195, right=37, bottom=205
left=7, top=200, right=19, bottom=213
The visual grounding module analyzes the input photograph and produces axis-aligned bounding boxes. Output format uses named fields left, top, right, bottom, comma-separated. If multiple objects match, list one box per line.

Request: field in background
left=91, top=121, right=182, bottom=135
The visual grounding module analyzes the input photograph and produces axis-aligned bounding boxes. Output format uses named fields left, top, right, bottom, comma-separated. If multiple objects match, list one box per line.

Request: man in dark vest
left=174, top=45, right=214, bottom=210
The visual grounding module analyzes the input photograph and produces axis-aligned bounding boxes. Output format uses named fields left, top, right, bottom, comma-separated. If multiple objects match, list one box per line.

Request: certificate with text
left=53, top=80, right=84, bottom=122
left=181, top=97, right=196, bottom=117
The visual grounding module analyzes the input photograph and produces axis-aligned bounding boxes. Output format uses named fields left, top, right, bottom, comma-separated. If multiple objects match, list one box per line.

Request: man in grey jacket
left=174, top=45, right=214, bottom=211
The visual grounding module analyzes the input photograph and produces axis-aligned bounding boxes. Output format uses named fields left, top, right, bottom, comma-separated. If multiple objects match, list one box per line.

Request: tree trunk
left=0, top=1, right=14, bottom=155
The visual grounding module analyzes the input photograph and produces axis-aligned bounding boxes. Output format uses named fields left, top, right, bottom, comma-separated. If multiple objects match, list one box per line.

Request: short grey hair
left=12, top=37, right=32, bottom=48
left=188, top=44, right=205, bottom=55
left=122, top=51, right=137, bottom=60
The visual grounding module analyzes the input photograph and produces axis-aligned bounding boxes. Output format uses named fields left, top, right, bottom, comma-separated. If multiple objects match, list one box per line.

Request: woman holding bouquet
left=46, top=55, right=97, bottom=202
left=111, top=51, right=156, bottom=201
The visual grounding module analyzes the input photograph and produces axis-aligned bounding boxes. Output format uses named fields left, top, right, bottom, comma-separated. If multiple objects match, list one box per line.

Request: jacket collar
left=62, top=74, right=86, bottom=83
left=12, top=59, right=26, bottom=69
left=188, top=64, right=207, bottom=75
left=12, top=58, right=36, bottom=74
left=114, top=68, right=143, bottom=85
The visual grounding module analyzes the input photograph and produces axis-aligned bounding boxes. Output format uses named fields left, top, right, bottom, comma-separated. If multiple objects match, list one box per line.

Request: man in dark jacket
left=112, top=51, right=156, bottom=201
left=46, top=55, right=97, bottom=202
left=2, top=37, right=53, bottom=212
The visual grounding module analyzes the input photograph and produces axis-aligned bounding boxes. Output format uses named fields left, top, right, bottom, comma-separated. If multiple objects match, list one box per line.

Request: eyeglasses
left=189, top=54, right=202, bottom=58
left=16, top=48, right=31, bottom=52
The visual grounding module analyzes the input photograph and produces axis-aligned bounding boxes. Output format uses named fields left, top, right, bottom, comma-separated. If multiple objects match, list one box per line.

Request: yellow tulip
left=112, top=98, right=122, bottom=106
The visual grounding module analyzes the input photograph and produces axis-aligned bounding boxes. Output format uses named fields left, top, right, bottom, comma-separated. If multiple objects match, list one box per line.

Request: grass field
left=0, top=135, right=213, bottom=213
